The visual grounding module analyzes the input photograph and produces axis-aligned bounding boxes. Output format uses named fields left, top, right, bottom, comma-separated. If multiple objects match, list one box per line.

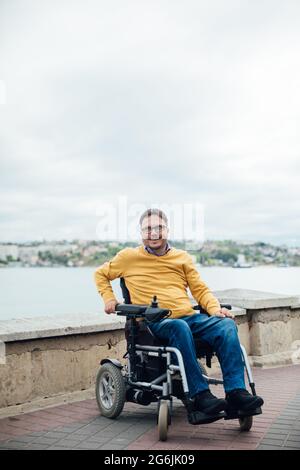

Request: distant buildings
left=0, top=239, right=299, bottom=268
left=233, top=254, right=252, bottom=268
left=0, top=244, right=19, bottom=261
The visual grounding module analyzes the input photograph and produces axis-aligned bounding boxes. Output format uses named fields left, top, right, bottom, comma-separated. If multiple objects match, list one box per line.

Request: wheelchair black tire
left=96, top=363, right=126, bottom=419
left=239, top=415, right=253, bottom=431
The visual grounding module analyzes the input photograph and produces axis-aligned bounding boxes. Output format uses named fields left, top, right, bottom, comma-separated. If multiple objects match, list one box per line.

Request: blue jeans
left=148, top=313, right=246, bottom=398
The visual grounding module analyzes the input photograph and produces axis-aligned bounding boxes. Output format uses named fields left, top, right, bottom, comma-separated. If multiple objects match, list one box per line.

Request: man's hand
left=214, top=307, right=235, bottom=319
left=104, top=299, right=119, bottom=314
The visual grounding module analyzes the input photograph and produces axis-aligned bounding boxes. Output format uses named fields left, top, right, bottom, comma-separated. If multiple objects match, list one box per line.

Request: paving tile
left=263, top=428, right=288, bottom=436
left=257, top=444, right=283, bottom=450
left=285, top=440, right=300, bottom=448
left=0, top=441, right=28, bottom=449
left=43, top=431, right=71, bottom=439
left=27, top=443, right=51, bottom=450
left=84, top=437, right=110, bottom=445
left=54, top=438, right=84, bottom=448
left=289, top=431, right=300, bottom=438
left=6, top=434, right=36, bottom=444
left=100, top=444, right=127, bottom=450
left=34, top=436, right=60, bottom=445
left=48, top=446, right=70, bottom=450
left=74, top=441, right=102, bottom=450
left=260, top=438, right=284, bottom=446
left=52, top=424, right=87, bottom=433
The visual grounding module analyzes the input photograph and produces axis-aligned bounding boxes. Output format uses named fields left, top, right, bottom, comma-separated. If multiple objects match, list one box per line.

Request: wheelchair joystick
left=144, top=296, right=171, bottom=323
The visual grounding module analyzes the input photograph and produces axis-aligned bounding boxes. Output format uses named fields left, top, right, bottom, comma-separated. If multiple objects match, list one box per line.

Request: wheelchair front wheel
left=158, top=400, right=170, bottom=441
left=239, top=415, right=253, bottom=431
left=96, top=363, right=126, bottom=419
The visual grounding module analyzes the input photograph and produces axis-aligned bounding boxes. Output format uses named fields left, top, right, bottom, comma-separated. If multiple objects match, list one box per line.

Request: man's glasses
left=140, top=224, right=168, bottom=235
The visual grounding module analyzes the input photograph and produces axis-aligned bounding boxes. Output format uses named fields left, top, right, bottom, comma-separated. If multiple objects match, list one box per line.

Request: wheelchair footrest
left=188, top=410, right=226, bottom=425
left=224, top=406, right=262, bottom=420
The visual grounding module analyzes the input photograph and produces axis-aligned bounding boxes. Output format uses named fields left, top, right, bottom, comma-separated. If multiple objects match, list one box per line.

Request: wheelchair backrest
left=120, top=278, right=169, bottom=346
left=120, top=277, right=131, bottom=303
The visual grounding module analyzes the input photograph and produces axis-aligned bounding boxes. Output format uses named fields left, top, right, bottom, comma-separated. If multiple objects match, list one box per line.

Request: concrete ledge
left=0, top=314, right=125, bottom=343
left=214, top=288, right=300, bottom=309
left=0, top=308, right=245, bottom=343
left=225, top=306, right=246, bottom=317
left=191, top=304, right=246, bottom=317
left=291, top=303, right=300, bottom=310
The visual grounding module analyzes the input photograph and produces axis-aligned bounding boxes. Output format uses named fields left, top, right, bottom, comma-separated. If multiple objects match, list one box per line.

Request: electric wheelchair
left=96, top=278, right=262, bottom=441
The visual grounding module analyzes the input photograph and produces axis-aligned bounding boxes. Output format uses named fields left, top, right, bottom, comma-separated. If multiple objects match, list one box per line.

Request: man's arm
left=183, top=253, right=233, bottom=317
left=94, top=249, right=128, bottom=313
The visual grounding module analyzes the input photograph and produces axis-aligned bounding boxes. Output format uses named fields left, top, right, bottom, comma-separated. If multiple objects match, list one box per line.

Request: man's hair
left=139, top=208, right=168, bottom=227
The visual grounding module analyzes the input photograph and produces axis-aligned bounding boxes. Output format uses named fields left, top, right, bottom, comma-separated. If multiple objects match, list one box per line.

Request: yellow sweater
left=94, top=246, right=220, bottom=318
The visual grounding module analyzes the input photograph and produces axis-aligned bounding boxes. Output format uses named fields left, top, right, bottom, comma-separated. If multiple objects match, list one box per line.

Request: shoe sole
left=225, top=406, right=262, bottom=419
left=239, top=396, right=264, bottom=411
left=227, top=395, right=263, bottom=411
left=188, top=410, right=226, bottom=425
left=225, top=397, right=264, bottom=419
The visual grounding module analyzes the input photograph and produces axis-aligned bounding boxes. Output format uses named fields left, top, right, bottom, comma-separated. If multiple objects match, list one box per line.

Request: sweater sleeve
left=94, top=249, right=128, bottom=303
left=183, top=253, right=220, bottom=315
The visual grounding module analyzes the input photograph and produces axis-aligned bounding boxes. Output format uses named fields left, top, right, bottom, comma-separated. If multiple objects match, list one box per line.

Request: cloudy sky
left=1, top=0, right=300, bottom=245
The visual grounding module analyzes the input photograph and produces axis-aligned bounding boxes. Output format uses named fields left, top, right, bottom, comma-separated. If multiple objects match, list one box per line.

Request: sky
left=0, top=0, right=300, bottom=245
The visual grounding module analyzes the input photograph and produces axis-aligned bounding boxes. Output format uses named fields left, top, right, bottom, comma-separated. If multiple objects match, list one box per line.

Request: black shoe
left=193, top=390, right=228, bottom=415
left=226, top=388, right=264, bottom=413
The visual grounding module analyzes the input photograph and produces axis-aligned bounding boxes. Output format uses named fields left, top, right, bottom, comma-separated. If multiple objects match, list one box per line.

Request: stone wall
left=216, top=289, right=300, bottom=368
left=0, top=330, right=126, bottom=408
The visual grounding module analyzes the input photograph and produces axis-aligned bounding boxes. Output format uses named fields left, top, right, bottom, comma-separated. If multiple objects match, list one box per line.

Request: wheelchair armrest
left=115, top=303, right=170, bottom=322
left=220, top=304, right=232, bottom=310
left=115, top=303, right=149, bottom=318
left=193, top=303, right=232, bottom=313
left=192, top=305, right=207, bottom=314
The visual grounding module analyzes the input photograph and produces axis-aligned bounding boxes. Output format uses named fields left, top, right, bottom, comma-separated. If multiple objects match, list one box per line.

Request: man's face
left=140, top=214, right=168, bottom=250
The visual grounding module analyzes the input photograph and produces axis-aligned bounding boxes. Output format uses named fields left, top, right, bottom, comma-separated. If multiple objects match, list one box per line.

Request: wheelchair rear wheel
left=96, top=363, right=126, bottom=419
left=239, top=415, right=253, bottom=431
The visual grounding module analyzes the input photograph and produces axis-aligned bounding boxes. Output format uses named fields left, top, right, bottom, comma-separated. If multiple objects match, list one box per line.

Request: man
left=94, top=208, right=264, bottom=417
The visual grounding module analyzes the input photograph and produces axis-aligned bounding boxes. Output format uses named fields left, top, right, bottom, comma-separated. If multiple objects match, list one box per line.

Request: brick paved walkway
left=0, top=365, right=299, bottom=450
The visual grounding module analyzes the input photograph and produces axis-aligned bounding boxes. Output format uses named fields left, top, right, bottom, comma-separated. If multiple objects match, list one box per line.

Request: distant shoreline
left=1, top=240, right=299, bottom=268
